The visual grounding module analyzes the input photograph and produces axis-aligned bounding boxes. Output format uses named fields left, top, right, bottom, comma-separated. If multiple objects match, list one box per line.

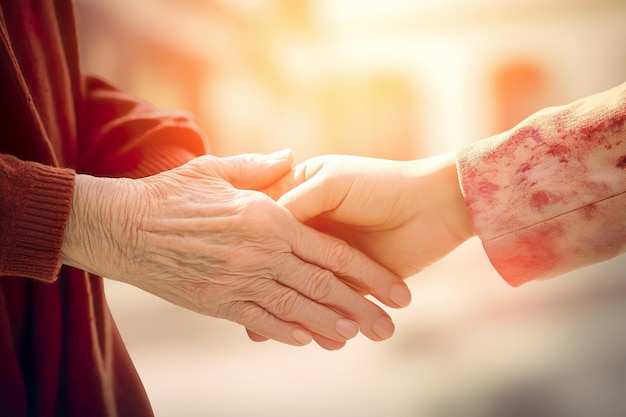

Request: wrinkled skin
left=61, top=152, right=410, bottom=350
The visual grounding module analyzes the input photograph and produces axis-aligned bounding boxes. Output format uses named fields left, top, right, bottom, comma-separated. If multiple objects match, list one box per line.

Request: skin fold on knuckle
left=305, top=269, right=336, bottom=303
left=237, top=192, right=286, bottom=236
left=268, top=288, right=301, bottom=319
left=218, top=300, right=266, bottom=327
left=325, top=239, right=354, bottom=276
left=239, top=191, right=272, bottom=215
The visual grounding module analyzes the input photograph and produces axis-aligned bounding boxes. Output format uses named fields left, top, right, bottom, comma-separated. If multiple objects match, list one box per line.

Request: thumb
left=219, top=149, right=294, bottom=190
left=278, top=172, right=341, bottom=223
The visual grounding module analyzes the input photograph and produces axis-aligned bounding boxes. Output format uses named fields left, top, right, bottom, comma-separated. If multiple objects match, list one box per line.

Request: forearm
left=457, top=82, right=626, bottom=285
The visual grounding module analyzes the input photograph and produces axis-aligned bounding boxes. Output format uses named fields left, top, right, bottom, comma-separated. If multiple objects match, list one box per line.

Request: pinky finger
left=227, top=301, right=313, bottom=347
left=311, top=333, right=347, bottom=351
left=246, top=327, right=346, bottom=351
left=246, top=328, right=269, bottom=342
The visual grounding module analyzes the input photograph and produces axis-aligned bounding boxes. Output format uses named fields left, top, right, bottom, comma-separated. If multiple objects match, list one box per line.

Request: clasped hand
left=61, top=150, right=411, bottom=351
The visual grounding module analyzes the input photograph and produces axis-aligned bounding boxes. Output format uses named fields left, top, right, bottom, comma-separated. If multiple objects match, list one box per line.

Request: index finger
left=264, top=158, right=329, bottom=213
left=287, top=215, right=412, bottom=310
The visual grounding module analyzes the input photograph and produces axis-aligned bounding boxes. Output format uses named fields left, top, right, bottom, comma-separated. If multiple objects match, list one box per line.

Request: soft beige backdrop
left=75, top=1, right=626, bottom=415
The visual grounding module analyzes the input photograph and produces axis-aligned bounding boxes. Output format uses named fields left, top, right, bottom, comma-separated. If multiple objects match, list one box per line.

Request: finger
left=224, top=300, right=314, bottom=347
left=246, top=327, right=346, bottom=351
left=264, top=157, right=323, bottom=199
left=219, top=149, right=294, bottom=190
left=274, top=251, right=397, bottom=342
left=224, top=276, right=359, bottom=344
left=290, top=220, right=411, bottom=310
left=311, top=333, right=347, bottom=351
left=274, top=156, right=351, bottom=222
left=277, top=175, right=342, bottom=222
left=305, top=217, right=405, bottom=280
left=246, top=328, right=269, bottom=343
left=264, top=170, right=297, bottom=200
left=252, top=277, right=361, bottom=343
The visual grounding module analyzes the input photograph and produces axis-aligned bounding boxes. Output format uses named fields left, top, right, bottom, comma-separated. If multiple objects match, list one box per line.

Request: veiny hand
left=268, top=152, right=476, bottom=278
left=60, top=150, right=411, bottom=350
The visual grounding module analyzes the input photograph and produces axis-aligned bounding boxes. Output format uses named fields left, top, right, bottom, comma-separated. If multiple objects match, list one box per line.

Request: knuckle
left=215, top=300, right=236, bottom=320
left=326, top=240, right=353, bottom=276
left=242, top=191, right=273, bottom=211
left=271, top=289, right=300, bottom=318
left=307, top=269, right=335, bottom=302
left=238, top=194, right=278, bottom=231
left=219, top=301, right=259, bottom=325
left=234, top=301, right=263, bottom=324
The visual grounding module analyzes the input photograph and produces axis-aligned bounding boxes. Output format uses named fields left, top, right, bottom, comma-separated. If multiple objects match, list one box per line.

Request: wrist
left=410, top=152, right=475, bottom=242
left=60, top=174, right=142, bottom=279
left=447, top=152, right=476, bottom=240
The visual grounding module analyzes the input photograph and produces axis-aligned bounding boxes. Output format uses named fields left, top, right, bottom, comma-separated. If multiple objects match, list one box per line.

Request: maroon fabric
left=0, top=0, right=208, bottom=415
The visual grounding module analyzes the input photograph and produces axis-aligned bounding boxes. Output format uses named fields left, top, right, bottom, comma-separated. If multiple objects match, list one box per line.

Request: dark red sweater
left=0, top=1, right=208, bottom=415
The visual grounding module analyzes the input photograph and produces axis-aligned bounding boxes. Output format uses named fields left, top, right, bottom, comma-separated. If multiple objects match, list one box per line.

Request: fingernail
left=335, top=319, right=359, bottom=339
left=372, top=317, right=395, bottom=340
left=269, top=148, right=292, bottom=161
left=390, top=284, right=412, bottom=308
left=292, top=328, right=313, bottom=346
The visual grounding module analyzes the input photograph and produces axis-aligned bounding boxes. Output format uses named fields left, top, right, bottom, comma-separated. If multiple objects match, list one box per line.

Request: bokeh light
left=75, top=1, right=626, bottom=416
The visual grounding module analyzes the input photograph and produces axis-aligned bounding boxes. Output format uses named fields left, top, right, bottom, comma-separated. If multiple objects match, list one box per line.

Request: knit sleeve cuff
left=0, top=155, right=75, bottom=282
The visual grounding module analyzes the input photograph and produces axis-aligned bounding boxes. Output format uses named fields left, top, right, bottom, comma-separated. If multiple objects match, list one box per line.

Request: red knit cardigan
left=0, top=1, right=208, bottom=415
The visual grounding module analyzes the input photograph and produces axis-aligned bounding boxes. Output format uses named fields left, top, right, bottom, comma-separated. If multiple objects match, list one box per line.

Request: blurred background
left=75, top=0, right=626, bottom=416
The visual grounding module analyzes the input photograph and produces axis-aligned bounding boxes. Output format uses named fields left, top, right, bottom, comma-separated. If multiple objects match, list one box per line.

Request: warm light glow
left=74, top=1, right=626, bottom=416
left=76, top=0, right=626, bottom=160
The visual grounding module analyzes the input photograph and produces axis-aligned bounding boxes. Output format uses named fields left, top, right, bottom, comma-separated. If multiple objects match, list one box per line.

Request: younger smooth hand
left=269, top=152, right=476, bottom=278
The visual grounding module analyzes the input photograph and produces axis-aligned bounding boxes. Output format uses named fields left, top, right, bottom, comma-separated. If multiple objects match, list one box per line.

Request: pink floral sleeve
left=457, top=82, right=626, bottom=286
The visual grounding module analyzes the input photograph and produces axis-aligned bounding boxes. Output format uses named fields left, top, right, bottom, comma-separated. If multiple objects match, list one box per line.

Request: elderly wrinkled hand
left=60, top=150, right=411, bottom=350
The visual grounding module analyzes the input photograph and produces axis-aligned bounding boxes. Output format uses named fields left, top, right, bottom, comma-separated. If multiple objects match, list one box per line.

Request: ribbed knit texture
left=0, top=0, right=209, bottom=415
left=0, top=155, right=75, bottom=281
